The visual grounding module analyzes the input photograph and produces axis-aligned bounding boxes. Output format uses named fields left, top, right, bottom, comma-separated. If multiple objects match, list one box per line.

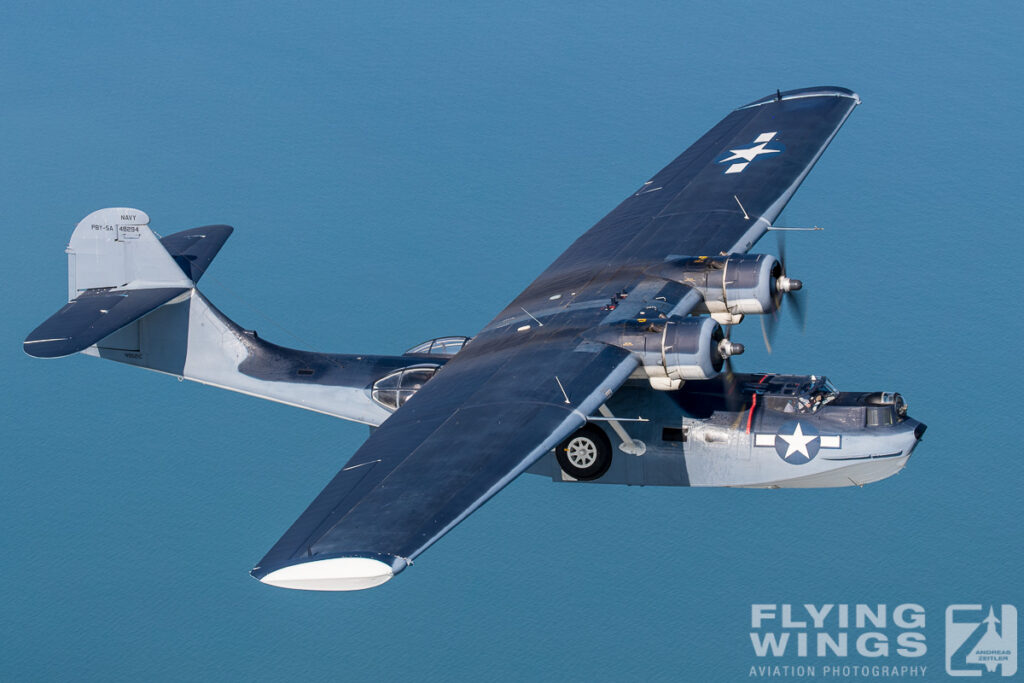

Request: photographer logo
left=946, top=605, right=1017, bottom=677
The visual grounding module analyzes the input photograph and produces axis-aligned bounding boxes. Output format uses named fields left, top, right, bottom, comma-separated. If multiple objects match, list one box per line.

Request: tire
left=556, top=424, right=612, bottom=481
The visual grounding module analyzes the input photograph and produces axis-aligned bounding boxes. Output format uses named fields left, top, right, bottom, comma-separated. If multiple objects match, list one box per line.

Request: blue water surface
left=3, top=2, right=1022, bottom=680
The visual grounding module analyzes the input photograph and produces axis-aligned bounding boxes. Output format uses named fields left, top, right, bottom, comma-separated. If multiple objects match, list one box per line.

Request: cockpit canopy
left=372, top=365, right=441, bottom=411
left=404, top=336, right=471, bottom=357
left=755, top=374, right=839, bottom=414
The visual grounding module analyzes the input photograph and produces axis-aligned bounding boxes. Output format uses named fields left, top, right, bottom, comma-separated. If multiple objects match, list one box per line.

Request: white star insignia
left=778, top=422, right=817, bottom=459
left=720, top=141, right=782, bottom=164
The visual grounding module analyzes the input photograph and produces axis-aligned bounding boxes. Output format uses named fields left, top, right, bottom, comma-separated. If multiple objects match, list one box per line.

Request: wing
left=502, top=86, right=860, bottom=319
left=252, top=87, right=859, bottom=590
left=253, top=336, right=637, bottom=589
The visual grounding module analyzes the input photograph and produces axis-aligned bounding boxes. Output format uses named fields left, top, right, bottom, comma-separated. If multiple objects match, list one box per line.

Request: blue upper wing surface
left=253, top=333, right=637, bottom=585
left=501, top=86, right=859, bottom=319
left=253, top=87, right=859, bottom=588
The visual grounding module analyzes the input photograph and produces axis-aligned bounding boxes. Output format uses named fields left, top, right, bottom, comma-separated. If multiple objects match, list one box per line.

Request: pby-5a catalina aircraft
left=25, top=86, right=925, bottom=591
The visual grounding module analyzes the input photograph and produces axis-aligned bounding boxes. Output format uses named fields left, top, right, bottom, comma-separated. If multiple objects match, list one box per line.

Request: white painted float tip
left=259, top=557, right=394, bottom=591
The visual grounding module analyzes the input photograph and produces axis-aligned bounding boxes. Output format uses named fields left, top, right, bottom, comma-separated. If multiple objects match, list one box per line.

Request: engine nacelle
left=648, top=254, right=798, bottom=325
left=637, top=317, right=743, bottom=390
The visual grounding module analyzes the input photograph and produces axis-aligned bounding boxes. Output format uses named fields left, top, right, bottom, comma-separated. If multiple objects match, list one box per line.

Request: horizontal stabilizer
left=160, top=225, right=233, bottom=283
left=24, top=287, right=189, bottom=358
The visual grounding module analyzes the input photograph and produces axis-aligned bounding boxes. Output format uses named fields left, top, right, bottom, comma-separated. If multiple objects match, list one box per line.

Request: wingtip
left=738, top=86, right=860, bottom=110
left=253, top=557, right=396, bottom=591
left=23, top=337, right=75, bottom=358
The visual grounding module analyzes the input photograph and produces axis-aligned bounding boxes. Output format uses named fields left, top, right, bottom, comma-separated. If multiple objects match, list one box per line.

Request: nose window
left=866, top=406, right=895, bottom=427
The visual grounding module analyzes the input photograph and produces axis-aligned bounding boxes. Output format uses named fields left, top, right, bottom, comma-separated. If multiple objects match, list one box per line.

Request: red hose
left=746, top=374, right=769, bottom=433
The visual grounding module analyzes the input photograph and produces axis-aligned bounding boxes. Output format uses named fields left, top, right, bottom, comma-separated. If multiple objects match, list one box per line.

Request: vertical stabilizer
left=67, top=208, right=192, bottom=299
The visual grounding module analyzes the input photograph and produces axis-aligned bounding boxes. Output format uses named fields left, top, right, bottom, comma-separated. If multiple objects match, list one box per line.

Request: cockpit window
left=371, top=365, right=441, bottom=410
left=759, top=375, right=839, bottom=414
left=404, top=336, right=471, bottom=356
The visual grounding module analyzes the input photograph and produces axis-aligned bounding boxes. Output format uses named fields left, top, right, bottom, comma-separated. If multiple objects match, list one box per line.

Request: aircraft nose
left=899, top=418, right=927, bottom=461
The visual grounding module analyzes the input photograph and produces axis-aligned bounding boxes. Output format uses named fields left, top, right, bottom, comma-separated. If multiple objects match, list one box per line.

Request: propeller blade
left=722, top=357, right=743, bottom=413
left=777, top=229, right=787, bottom=271
left=789, top=288, right=808, bottom=333
left=764, top=225, right=808, bottom=344
left=760, top=308, right=780, bottom=354
left=760, top=314, right=773, bottom=354
left=721, top=325, right=745, bottom=412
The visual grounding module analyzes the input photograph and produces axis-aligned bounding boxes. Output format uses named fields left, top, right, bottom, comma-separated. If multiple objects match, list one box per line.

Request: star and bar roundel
left=715, top=132, right=785, bottom=174
left=753, top=420, right=841, bottom=465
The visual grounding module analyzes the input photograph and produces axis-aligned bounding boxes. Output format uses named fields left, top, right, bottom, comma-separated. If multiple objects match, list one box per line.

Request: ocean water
left=3, top=2, right=1022, bottom=680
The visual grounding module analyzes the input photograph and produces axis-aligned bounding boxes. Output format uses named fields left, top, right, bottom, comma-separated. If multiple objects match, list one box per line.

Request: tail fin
left=24, top=208, right=232, bottom=358
left=66, top=208, right=193, bottom=296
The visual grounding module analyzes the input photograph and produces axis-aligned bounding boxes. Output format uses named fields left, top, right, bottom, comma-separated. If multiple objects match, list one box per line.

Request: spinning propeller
left=721, top=231, right=811, bottom=411
left=760, top=230, right=808, bottom=354
left=719, top=324, right=746, bottom=412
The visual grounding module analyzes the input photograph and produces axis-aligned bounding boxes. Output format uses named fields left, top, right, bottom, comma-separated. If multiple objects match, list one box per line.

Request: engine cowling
left=648, top=254, right=800, bottom=324
left=637, top=317, right=744, bottom=390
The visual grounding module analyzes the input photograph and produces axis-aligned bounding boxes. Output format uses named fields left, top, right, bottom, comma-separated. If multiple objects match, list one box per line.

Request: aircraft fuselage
left=527, top=373, right=925, bottom=488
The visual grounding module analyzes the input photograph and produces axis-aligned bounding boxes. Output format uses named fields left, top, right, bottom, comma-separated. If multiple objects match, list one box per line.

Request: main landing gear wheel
left=556, top=424, right=612, bottom=481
